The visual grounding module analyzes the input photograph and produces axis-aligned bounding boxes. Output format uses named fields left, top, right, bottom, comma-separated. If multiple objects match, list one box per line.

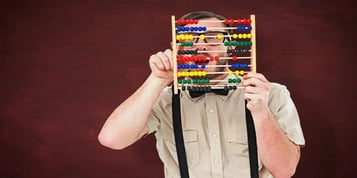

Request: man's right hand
left=149, top=49, right=173, bottom=84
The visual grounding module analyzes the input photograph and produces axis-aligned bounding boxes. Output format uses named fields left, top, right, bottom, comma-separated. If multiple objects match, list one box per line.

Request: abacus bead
left=228, top=78, right=232, bottom=83
left=201, top=64, right=206, bottom=69
left=237, top=78, right=242, bottom=83
left=228, top=71, right=233, bottom=75
left=246, top=19, right=251, bottom=24
left=182, top=86, right=186, bottom=91
left=233, top=86, right=237, bottom=90
left=236, top=19, right=241, bottom=24
left=215, top=56, right=219, bottom=61
left=224, top=19, right=229, bottom=24
left=194, top=19, right=198, bottom=24
left=217, top=34, right=223, bottom=39
left=232, top=56, right=237, bottom=61
left=228, top=86, right=233, bottom=90
left=233, top=34, right=238, bottom=39
left=224, top=86, right=229, bottom=91
left=229, top=19, right=234, bottom=24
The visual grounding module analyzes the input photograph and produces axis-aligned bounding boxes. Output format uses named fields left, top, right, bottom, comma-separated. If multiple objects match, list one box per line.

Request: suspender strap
left=245, top=101, right=260, bottom=178
left=172, top=89, right=190, bottom=178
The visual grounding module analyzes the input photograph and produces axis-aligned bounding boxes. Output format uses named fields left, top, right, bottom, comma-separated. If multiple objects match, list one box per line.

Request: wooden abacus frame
left=171, top=15, right=256, bottom=94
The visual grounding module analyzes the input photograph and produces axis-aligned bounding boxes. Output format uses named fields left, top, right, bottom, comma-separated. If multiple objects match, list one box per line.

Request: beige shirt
left=147, top=83, right=305, bottom=178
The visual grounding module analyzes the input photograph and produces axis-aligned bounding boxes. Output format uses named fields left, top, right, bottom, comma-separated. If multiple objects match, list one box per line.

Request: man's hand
left=149, top=49, right=174, bottom=84
left=242, top=73, right=271, bottom=114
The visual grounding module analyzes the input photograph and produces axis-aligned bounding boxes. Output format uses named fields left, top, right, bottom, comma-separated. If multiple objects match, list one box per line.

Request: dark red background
left=1, top=0, right=356, bottom=177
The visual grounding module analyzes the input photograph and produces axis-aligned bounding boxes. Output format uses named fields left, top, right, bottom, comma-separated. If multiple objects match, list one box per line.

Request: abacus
left=171, top=15, right=256, bottom=94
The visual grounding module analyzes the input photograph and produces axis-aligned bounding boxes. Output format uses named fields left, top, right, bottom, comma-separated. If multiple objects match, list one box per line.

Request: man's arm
left=243, top=73, right=301, bottom=178
left=98, top=49, right=173, bottom=150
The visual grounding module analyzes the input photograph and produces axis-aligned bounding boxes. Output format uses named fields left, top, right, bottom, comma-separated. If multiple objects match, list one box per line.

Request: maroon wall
left=1, top=0, right=356, bottom=177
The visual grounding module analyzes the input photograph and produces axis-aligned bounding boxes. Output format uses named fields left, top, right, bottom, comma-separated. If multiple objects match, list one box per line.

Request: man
left=98, top=11, right=305, bottom=178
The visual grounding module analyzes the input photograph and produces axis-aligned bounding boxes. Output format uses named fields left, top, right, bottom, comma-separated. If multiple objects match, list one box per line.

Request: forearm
left=253, top=109, right=300, bottom=178
left=98, top=74, right=170, bottom=149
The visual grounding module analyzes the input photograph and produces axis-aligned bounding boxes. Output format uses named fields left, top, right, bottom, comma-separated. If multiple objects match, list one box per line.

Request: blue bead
left=201, top=64, right=206, bottom=69
left=190, top=27, right=194, bottom=31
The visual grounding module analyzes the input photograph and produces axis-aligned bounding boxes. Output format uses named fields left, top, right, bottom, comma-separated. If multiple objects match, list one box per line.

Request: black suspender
left=172, top=90, right=259, bottom=178
left=172, top=90, right=190, bottom=178
left=245, top=100, right=260, bottom=178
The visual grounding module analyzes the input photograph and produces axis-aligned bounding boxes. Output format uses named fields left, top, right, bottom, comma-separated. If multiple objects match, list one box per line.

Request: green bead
left=237, top=78, right=242, bottom=83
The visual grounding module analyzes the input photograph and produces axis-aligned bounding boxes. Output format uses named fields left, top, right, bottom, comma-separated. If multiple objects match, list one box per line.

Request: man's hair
left=179, top=11, right=232, bottom=34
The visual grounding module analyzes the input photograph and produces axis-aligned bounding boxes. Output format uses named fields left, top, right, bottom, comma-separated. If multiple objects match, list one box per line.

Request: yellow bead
left=189, top=34, right=194, bottom=40
left=238, top=34, right=243, bottom=39
left=239, top=70, right=245, bottom=75
left=202, top=71, right=206, bottom=76
left=243, top=34, right=247, bottom=39
left=185, top=71, right=189, bottom=77
left=189, top=71, right=194, bottom=77
left=232, top=34, right=238, bottom=39
left=247, top=33, right=252, bottom=38
left=193, top=71, right=198, bottom=76
left=235, top=71, right=239, bottom=75
left=217, top=34, right=222, bottom=39
left=200, top=34, right=205, bottom=40
left=176, top=35, right=180, bottom=40
left=228, top=70, right=233, bottom=75
left=180, top=34, right=185, bottom=40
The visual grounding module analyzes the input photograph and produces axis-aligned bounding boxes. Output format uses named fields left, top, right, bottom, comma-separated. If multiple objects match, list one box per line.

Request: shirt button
left=209, top=109, right=215, bottom=113
left=214, top=159, right=219, bottom=164
left=212, top=134, right=217, bottom=138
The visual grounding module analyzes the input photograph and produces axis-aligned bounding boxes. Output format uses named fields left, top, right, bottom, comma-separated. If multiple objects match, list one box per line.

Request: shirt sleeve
left=145, top=87, right=172, bottom=135
left=269, top=83, right=305, bottom=146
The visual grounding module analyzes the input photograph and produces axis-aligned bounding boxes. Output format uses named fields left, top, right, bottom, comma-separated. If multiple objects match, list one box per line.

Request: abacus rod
left=250, top=14, right=257, bottom=73
left=205, top=64, right=252, bottom=68
left=197, top=50, right=251, bottom=53
left=178, top=64, right=252, bottom=68
left=171, top=15, right=179, bottom=94
left=177, top=56, right=251, bottom=60
left=177, top=85, right=246, bottom=89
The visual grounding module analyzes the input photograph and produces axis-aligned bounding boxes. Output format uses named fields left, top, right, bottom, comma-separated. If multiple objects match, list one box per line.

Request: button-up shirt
left=147, top=82, right=305, bottom=178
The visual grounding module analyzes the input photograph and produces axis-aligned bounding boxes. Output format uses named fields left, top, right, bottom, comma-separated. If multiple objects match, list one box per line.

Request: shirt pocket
left=160, top=129, right=200, bottom=168
left=227, top=132, right=262, bottom=169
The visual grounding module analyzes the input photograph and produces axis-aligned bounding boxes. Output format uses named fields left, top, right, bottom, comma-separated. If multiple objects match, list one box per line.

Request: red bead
left=194, top=19, right=198, bottom=24
left=232, top=56, right=237, bottom=61
left=215, top=56, right=219, bottom=61
left=224, top=19, right=229, bottom=24
left=246, top=19, right=251, bottom=24
left=229, top=19, right=234, bottom=24
left=210, top=56, right=214, bottom=61
left=236, top=19, right=241, bottom=24
left=201, top=56, right=206, bottom=62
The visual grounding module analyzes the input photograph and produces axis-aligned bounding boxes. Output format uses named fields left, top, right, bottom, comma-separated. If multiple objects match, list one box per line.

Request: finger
left=157, top=51, right=171, bottom=71
left=164, top=49, right=173, bottom=70
left=244, top=85, right=267, bottom=94
left=243, top=73, right=269, bottom=83
left=242, top=77, right=262, bottom=87
left=244, top=93, right=265, bottom=104
left=149, top=54, right=165, bottom=70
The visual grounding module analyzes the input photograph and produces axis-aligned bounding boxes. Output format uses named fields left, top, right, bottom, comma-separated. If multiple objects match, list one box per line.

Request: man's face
left=178, top=17, right=230, bottom=79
